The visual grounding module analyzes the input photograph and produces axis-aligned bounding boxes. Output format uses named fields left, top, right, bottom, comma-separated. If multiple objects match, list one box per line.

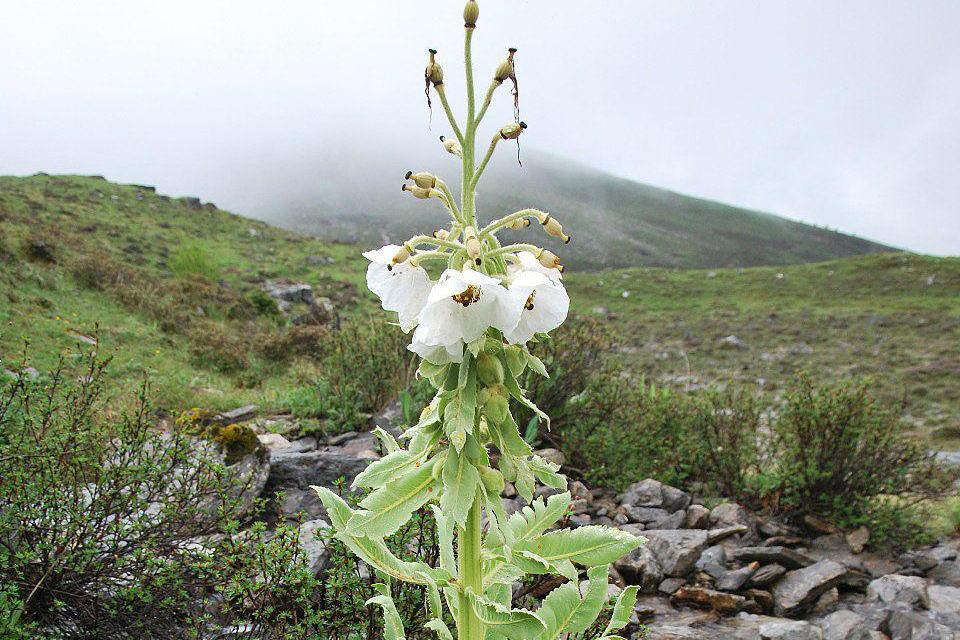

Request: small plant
left=313, top=5, right=643, bottom=639
left=169, top=240, right=220, bottom=280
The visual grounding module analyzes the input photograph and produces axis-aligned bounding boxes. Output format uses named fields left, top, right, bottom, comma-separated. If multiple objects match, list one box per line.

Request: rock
left=820, top=610, right=868, bottom=640
left=266, top=448, right=378, bottom=493
left=719, top=335, right=747, bottom=350
left=686, top=504, right=711, bottom=529
left=717, top=563, right=760, bottom=592
left=812, top=588, right=839, bottom=613
left=626, top=506, right=670, bottom=524
left=659, top=578, right=686, bottom=595
left=644, top=530, right=710, bottom=577
left=928, top=561, right=960, bottom=587
left=614, top=544, right=663, bottom=593
left=883, top=608, right=956, bottom=640
left=296, top=519, right=331, bottom=575
left=263, top=281, right=313, bottom=308
left=287, top=437, right=318, bottom=454
left=927, top=585, right=960, bottom=614
left=292, top=297, right=337, bottom=326
left=746, top=589, right=776, bottom=613
left=672, top=586, right=747, bottom=615
left=710, top=503, right=755, bottom=529
left=733, top=546, right=815, bottom=570
left=258, top=433, right=292, bottom=452
left=803, top=514, right=839, bottom=535
left=750, top=564, right=788, bottom=588
left=772, top=560, right=847, bottom=616
left=621, top=479, right=665, bottom=508
left=649, top=510, right=688, bottom=530
left=228, top=452, right=271, bottom=519
left=867, top=575, right=929, bottom=608
left=215, top=404, right=259, bottom=425
left=661, top=484, right=693, bottom=513
left=708, top=524, right=749, bottom=543
left=846, top=527, right=870, bottom=554
left=278, top=488, right=325, bottom=520
left=759, top=619, right=823, bottom=640
left=696, top=545, right=729, bottom=579
left=534, top=448, right=565, bottom=467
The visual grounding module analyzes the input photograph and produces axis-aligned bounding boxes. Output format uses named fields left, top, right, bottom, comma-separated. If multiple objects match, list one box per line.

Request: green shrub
left=169, top=241, right=220, bottom=280
left=188, top=320, right=250, bottom=374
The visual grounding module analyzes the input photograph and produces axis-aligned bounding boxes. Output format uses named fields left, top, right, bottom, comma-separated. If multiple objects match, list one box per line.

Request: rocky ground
left=213, top=402, right=960, bottom=640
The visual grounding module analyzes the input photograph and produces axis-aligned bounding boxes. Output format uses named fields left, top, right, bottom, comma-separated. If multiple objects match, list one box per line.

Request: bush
left=188, top=320, right=250, bottom=374
left=259, top=324, right=332, bottom=364
left=70, top=250, right=137, bottom=290
left=169, top=241, right=221, bottom=280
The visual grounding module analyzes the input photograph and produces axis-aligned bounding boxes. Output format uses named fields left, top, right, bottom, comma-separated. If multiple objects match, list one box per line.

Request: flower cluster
left=364, top=247, right=569, bottom=364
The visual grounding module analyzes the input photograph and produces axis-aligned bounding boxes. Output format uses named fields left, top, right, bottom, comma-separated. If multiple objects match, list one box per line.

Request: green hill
left=0, top=174, right=956, bottom=446
left=250, top=150, right=893, bottom=270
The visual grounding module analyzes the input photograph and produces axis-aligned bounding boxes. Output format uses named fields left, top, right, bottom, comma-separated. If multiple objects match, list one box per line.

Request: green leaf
left=425, top=619, right=453, bottom=640
left=353, top=449, right=426, bottom=489
left=524, top=351, right=549, bottom=378
left=465, top=588, right=545, bottom=640
left=529, top=455, right=567, bottom=490
left=515, top=526, right=643, bottom=568
left=523, top=415, right=540, bottom=445
left=490, top=412, right=533, bottom=458
left=603, top=586, right=639, bottom=637
left=444, top=366, right=477, bottom=452
left=482, top=561, right=525, bottom=590
left=499, top=353, right=550, bottom=429
left=347, top=462, right=437, bottom=538
left=564, top=564, right=609, bottom=633
left=440, top=445, right=480, bottom=529
left=505, top=492, right=571, bottom=546
left=513, top=457, right=535, bottom=503
left=367, top=583, right=406, bottom=640
left=457, top=351, right=473, bottom=388
left=431, top=505, right=456, bottom=578
left=536, top=565, right=609, bottom=639
left=373, top=426, right=401, bottom=454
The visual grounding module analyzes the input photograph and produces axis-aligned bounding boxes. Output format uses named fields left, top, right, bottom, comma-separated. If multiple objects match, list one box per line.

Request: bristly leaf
left=529, top=455, right=567, bottom=490
left=440, top=444, right=480, bottom=528
left=347, top=461, right=437, bottom=538
left=524, top=351, right=549, bottom=378
left=514, top=526, right=643, bottom=568
left=425, top=619, right=454, bottom=640
left=444, top=365, right=477, bottom=452
left=366, top=583, right=406, bottom=640
left=465, top=588, right=546, bottom=640
left=505, top=491, right=571, bottom=546
left=353, top=449, right=427, bottom=490
left=603, top=586, right=640, bottom=637
left=431, top=505, right=456, bottom=578
left=373, top=426, right=401, bottom=454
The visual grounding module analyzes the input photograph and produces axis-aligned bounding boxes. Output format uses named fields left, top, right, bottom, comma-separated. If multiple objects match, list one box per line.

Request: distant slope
left=248, top=150, right=893, bottom=270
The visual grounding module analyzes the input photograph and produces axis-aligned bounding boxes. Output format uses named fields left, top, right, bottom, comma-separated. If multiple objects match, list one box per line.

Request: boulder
left=928, top=561, right=960, bottom=587
left=614, top=543, right=663, bottom=593
left=672, top=587, right=747, bottom=615
left=649, top=510, right=687, bottom=530
left=644, top=529, right=710, bottom=577
left=659, top=577, right=686, bottom=595
left=227, top=452, right=271, bottom=519
left=266, top=448, right=377, bottom=493
left=696, top=545, right=729, bottom=579
left=661, top=484, right=693, bottom=513
left=685, top=504, right=711, bottom=529
left=883, top=608, right=956, bottom=640
left=750, top=564, right=788, bottom=588
left=621, top=479, right=665, bottom=508
left=772, top=560, right=847, bottom=616
left=846, top=527, right=870, bottom=554
left=710, top=502, right=755, bottom=529
left=708, top=524, right=749, bottom=543
left=867, top=575, right=929, bottom=609
left=819, top=610, right=869, bottom=640
left=717, top=563, right=760, bottom=592
left=626, top=506, right=671, bottom=524
left=927, top=585, right=960, bottom=615
left=759, top=619, right=823, bottom=640
left=733, top=546, right=815, bottom=570
left=257, top=433, right=292, bottom=452
left=296, top=518, right=331, bottom=575
left=278, top=488, right=325, bottom=521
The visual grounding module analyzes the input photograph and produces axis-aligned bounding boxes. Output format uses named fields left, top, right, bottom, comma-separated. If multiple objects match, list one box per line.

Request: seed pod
left=477, top=352, right=505, bottom=386
left=439, top=135, right=463, bottom=158
left=463, top=1, right=479, bottom=28
left=538, top=248, right=563, bottom=271
left=433, top=228, right=450, bottom=241
left=406, top=171, right=437, bottom=189
left=499, top=121, right=527, bottom=140
left=425, top=49, right=444, bottom=87
left=508, top=217, right=531, bottom=230
left=541, top=214, right=571, bottom=244
left=483, top=392, right=510, bottom=426
left=402, top=183, right=432, bottom=200
left=494, top=48, right=517, bottom=83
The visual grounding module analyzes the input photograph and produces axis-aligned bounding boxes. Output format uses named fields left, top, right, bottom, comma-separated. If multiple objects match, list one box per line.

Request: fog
left=1, top=0, right=958, bottom=255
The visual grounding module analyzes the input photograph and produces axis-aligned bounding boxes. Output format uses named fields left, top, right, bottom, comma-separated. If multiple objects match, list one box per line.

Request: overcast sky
left=1, top=1, right=958, bottom=256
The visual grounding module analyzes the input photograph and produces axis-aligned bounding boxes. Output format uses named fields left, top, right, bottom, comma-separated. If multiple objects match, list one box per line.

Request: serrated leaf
left=440, top=446, right=480, bottom=529
left=424, top=619, right=453, bottom=640
left=529, top=455, right=567, bottom=490
left=514, top=457, right=535, bottom=502
left=489, top=412, right=533, bottom=458
left=312, top=486, right=450, bottom=586
left=483, top=561, right=525, bottom=589
left=465, top=588, right=545, bottom=640
left=524, top=351, right=549, bottom=378
left=367, top=584, right=406, bottom=640
left=431, top=505, right=456, bottom=578
left=500, top=355, right=550, bottom=429
left=564, top=565, right=609, bottom=634
left=505, top=492, right=571, bottom=546
left=372, top=426, right=400, bottom=453
left=348, top=462, right=437, bottom=538
left=535, top=565, right=608, bottom=639
left=353, top=449, right=425, bottom=489
left=467, top=336, right=485, bottom=358
left=457, top=351, right=473, bottom=388
left=443, top=368, right=477, bottom=452
left=515, top=526, right=643, bottom=568
left=603, top=586, right=639, bottom=637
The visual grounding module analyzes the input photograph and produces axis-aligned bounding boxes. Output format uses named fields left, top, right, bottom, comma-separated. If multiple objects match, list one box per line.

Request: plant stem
left=462, top=28, right=477, bottom=232
left=457, top=496, right=484, bottom=640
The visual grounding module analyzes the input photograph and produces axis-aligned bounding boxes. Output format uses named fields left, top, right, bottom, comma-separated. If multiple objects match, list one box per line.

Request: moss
left=210, top=423, right=263, bottom=465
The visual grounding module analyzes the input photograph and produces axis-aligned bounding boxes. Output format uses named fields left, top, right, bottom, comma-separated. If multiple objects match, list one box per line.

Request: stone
left=621, top=479, right=665, bottom=508
left=626, top=506, right=670, bottom=524
left=534, top=448, right=565, bottom=467
left=696, top=545, right=729, bottom=579
left=733, top=546, right=815, bottom=570
left=867, top=574, right=929, bottom=608
left=263, top=281, right=313, bottom=307
left=287, top=437, right=318, bottom=454
left=278, top=488, right=325, bottom=520
left=661, top=484, right=693, bottom=513
left=772, top=560, right=847, bottom=616
left=258, top=433, right=292, bottom=452
left=883, top=608, right=956, bottom=640
left=265, top=448, right=378, bottom=493
left=745, top=589, right=775, bottom=613
left=686, top=504, right=711, bottom=529
left=296, top=518, right=331, bottom=575
left=710, top=502, right=755, bottom=529
left=659, top=578, right=686, bottom=595
left=719, top=335, right=747, bottom=349
left=226, top=452, right=271, bottom=520
left=846, top=527, right=870, bottom=554
left=928, top=561, right=960, bottom=587
left=215, top=404, right=259, bottom=424
left=804, top=514, right=839, bottom=535
left=759, top=619, right=823, bottom=640
left=615, top=544, right=663, bottom=593
left=644, top=530, right=710, bottom=577
left=708, top=525, right=749, bottom=543
left=672, top=586, right=747, bottom=615
left=820, top=610, right=868, bottom=640
left=812, top=587, right=839, bottom=613
left=717, top=563, right=760, bottom=592
left=750, top=564, right=788, bottom=587
left=649, top=510, right=687, bottom=530
left=927, top=585, right=960, bottom=614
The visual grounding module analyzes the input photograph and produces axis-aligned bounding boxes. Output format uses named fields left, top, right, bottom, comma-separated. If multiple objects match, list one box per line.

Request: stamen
left=524, top=291, right=536, bottom=310
left=452, top=285, right=482, bottom=307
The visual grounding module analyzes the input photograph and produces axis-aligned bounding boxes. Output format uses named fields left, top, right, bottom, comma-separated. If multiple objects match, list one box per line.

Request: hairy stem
left=457, top=496, right=484, bottom=640
left=436, top=84, right=465, bottom=145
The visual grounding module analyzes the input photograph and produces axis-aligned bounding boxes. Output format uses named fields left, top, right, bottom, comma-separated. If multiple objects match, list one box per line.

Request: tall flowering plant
left=312, top=3, right=643, bottom=638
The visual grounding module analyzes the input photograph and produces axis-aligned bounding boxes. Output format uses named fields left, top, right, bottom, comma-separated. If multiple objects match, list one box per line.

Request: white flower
left=363, top=245, right=433, bottom=333
left=504, top=269, right=569, bottom=345
left=409, top=268, right=524, bottom=364
left=509, top=250, right=563, bottom=283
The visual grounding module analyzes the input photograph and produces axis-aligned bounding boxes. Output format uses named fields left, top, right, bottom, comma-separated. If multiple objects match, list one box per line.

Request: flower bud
left=499, top=121, right=527, bottom=140
left=406, top=171, right=437, bottom=189
left=464, top=227, right=482, bottom=265
left=483, top=391, right=510, bottom=426
left=541, top=214, right=571, bottom=244
left=476, top=352, right=505, bottom=386
left=478, top=465, right=505, bottom=494
left=503, top=345, right=526, bottom=376
left=508, top=217, right=531, bottom=230
left=440, top=135, right=463, bottom=158
left=433, top=228, right=450, bottom=241
left=402, top=183, right=432, bottom=199
left=538, top=248, right=563, bottom=271
left=463, top=1, right=479, bottom=28
left=424, top=49, right=444, bottom=87
left=494, top=48, right=517, bottom=83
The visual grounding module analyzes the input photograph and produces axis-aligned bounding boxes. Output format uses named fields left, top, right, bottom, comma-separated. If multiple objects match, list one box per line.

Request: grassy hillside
left=0, top=174, right=955, bottom=447
left=255, top=150, right=893, bottom=270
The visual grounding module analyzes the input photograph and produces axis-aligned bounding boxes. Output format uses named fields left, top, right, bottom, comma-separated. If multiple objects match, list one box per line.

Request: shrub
left=69, top=250, right=136, bottom=290
left=169, top=241, right=220, bottom=280
left=259, top=324, right=332, bottom=364
left=22, top=234, right=57, bottom=263
left=188, top=320, right=250, bottom=374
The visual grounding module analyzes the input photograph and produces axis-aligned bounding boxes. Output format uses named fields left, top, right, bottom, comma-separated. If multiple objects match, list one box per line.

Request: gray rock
left=263, top=281, right=313, bottom=307
left=719, top=335, right=747, bottom=349
left=867, top=575, right=929, bottom=608
left=287, top=436, right=318, bottom=454
left=708, top=524, right=749, bottom=543
left=883, top=608, right=956, bottom=640
left=846, top=527, right=870, bottom=554
left=759, top=619, right=823, bottom=640
left=258, top=432, right=292, bottom=452
left=626, top=506, right=670, bottom=524
left=685, top=504, right=711, bottom=529
left=228, top=452, right=271, bottom=519
left=710, top=503, right=755, bottom=529
left=278, top=488, right=325, bottom=520
left=820, top=610, right=870, bottom=640
left=649, top=510, right=687, bottom=530
left=614, top=543, right=663, bottom=593
left=661, top=484, right=692, bottom=513
left=772, top=560, right=847, bottom=616
left=215, top=404, right=259, bottom=424
left=750, top=564, right=788, bottom=588
left=296, top=518, right=331, bottom=575
left=928, top=561, right=960, bottom=587
left=672, top=586, right=748, bottom=614
left=266, top=448, right=377, bottom=492
left=927, top=585, right=960, bottom=615
left=696, top=545, right=729, bottom=579
left=659, top=577, right=686, bottom=595
left=621, top=479, right=665, bottom=508
left=645, top=529, right=710, bottom=577
left=733, top=546, right=815, bottom=570
left=717, top=563, right=760, bottom=592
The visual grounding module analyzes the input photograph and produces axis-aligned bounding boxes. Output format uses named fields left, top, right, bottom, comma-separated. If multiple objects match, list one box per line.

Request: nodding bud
left=463, top=1, right=479, bottom=28
left=482, top=391, right=510, bottom=426
left=440, top=135, right=463, bottom=157
left=538, top=248, right=563, bottom=271
left=464, top=227, right=482, bottom=265
left=406, top=171, right=437, bottom=189
left=499, top=121, right=527, bottom=140
left=476, top=352, right=505, bottom=386
left=402, top=183, right=432, bottom=199
left=433, top=228, right=449, bottom=241
left=508, top=217, right=531, bottom=230
left=494, top=48, right=517, bottom=83
left=391, top=244, right=412, bottom=268
left=541, top=214, right=571, bottom=244
left=424, top=49, right=444, bottom=87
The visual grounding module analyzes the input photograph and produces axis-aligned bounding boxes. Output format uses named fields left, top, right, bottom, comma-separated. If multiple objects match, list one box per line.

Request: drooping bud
left=424, top=49, right=444, bottom=87
left=463, top=1, right=479, bottom=28
left=433, top=228, right=450, bottom=241
left=476, top=352, right=505, bottom=386
left=494, top=48, right=517, bottom=84
left=537, top=248, right=564, bottom=271
left=482, top=389, right=510, bottom=426
left=406, top=171, right=437, bottom=189
left=402, top=183, right=432, bottom=199
left=503, top=345, right=526, bottom=377
left=541, top=214, right=571, bottom=244
left=499, top=121, right=527, bottom=140
left=508, top=217, right=531, bottom=230
left=464, top=227, right=482, bottom=265
left=440, top=135, right=463, bottom=158
left=478, top=465, right=505, bottom=494
left=390, top=244, right=413, bottom=270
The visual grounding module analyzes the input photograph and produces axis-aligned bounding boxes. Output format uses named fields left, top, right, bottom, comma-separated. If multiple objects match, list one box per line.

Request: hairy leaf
left=466, top=588, right=546, bottom=640
left=367, top=583, right=406, bottom=640
left=603, top=586, right=639, bottom=637
left=440, top=445, right=480, bottom=528
left=349, top=460, right=438, bottom=538
left=515, top=526, right=643, bottom=568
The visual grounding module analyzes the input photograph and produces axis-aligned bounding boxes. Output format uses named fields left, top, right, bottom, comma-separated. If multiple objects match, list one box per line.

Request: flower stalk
left=316, top=5, right=644, bottom=640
